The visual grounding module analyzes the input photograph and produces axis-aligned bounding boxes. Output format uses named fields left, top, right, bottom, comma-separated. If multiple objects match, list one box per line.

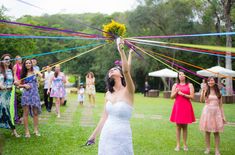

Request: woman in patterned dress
left=48, top=65, right=66, bottom=118
left=0, top=54, right=20, bottom=137
left=19, top=59, right=42, bottom=138
left=200, top=77, right=226, bottom=155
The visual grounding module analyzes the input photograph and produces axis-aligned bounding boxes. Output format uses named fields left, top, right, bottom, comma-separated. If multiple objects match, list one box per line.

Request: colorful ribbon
left=127, top=31, right=235, bottom=39
left=127, top=39, right=235, bottom=58
left=126, top=38, right=235, bottom=54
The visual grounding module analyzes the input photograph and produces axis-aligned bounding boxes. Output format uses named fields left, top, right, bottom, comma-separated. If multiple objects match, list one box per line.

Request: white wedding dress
left=98, top=101, right=134, bottom=155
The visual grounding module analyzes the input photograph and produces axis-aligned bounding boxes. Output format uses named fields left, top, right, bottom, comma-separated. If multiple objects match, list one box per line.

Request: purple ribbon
left=0, top=20, right=103, bottom=38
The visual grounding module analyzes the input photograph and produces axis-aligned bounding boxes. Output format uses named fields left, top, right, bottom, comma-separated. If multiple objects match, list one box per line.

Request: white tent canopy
left=148, top=68, right=178, bottom=78
left=196, top=66, right=235, bottom=77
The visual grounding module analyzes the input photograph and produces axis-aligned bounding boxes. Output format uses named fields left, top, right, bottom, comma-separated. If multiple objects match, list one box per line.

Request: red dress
left=170, top=83, right=196, bottom=124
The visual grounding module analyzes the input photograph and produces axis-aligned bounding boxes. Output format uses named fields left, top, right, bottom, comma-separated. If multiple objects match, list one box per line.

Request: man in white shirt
left=44, top=66, right=54, bottom=112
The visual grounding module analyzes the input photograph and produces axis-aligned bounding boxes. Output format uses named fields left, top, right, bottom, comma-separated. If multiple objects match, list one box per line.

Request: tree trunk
left=222, top=0, right=233, bottom=95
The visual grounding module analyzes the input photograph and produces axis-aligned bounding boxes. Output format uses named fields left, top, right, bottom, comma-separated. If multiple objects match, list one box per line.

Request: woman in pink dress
left=200, top=77, right=226, bottom=155
left=170, top=70, right=195, bottom=152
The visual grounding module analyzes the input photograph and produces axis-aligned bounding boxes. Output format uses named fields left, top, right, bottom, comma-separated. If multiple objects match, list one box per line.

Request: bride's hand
left=85, top=137, right=95, bottom=146
left=116, top=38, right=124, bottom=51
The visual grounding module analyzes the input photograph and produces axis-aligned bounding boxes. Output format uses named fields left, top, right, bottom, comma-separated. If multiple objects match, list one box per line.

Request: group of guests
left=0, top=55, right=42, bottom=137
left=170, top=71, right=226, bottom=155
left=0, top=54, right=67, bottom=138
left=0, top=52, right=98, bottom=138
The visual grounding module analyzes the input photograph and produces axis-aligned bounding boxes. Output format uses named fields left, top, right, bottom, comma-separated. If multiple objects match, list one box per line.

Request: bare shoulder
left=188, top=83, right=194, bottom=88
left=172, top=83, right=177, bottom=89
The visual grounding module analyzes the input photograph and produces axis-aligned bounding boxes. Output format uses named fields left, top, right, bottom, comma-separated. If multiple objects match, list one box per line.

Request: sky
left=1, top=0, right=138, bottom=19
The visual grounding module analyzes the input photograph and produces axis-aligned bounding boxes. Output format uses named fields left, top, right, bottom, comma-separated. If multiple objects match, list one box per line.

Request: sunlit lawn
left=1, top=93, right=235, bottom=155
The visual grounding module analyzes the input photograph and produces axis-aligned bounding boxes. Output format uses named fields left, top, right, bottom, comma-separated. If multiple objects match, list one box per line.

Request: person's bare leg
left=33, top=107, right=39, bottom=135
left=23, top=106, right=30, bottom=137
left=92, top=94, right=95, bottom=106
left=214, top=132, right=220, bottom=155
left=88, top=95, right=92, bottom=107
left=204, top=132, right=210, bottom=154
left=182, top=124, right=188, bottom=151
left=60, top=98, right=65, bottom=105
left=175, top=124, right=181, bottom=151
left=56, top=98, right=60, bottom=117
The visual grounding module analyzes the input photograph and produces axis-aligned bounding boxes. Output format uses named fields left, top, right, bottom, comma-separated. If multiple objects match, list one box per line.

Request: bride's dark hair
left=105, top=65, right=126, bottom=93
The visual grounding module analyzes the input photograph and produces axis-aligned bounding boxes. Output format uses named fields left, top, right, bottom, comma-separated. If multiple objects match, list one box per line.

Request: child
left=78, top=83, right=85, bottom=105
left=200, top=77, right=226, bottom=155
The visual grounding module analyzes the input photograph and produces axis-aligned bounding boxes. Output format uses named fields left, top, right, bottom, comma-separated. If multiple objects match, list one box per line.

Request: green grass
left=1, top=93, right=235, bottom=155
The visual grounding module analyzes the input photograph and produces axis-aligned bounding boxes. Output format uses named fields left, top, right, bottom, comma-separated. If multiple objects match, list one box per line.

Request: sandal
left=34, top=131, right=41, bottom=137
left=204, top=148, right=210, bottom=154
left=25, top=133, right=31, bottom=138
left=174, top=146, right=180, bottom=151
left=215, top=150, right=221, bottom=155
left=12, top=132, right=21, bottom=138
left=183, top=146, right=189, bottom=151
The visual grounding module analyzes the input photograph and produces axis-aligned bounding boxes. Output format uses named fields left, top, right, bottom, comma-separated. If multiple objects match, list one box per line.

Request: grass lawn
left=1, top=93, right=235, bottom=155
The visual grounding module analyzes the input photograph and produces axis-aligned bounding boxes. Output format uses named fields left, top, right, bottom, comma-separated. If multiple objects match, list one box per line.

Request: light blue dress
left=98, top=101, right=134, bottom=155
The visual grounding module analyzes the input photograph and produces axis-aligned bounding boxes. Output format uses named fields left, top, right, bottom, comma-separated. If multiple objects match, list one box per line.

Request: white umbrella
left=148, top=68, right=178, bottom=78
left=197, top=66, right=235, bottom=77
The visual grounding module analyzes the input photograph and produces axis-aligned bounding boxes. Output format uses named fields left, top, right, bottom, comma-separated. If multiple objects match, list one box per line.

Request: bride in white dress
left=87, top=38, right=135, bottom=155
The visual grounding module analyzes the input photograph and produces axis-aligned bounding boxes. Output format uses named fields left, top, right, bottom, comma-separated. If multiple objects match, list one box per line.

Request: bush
left=68, top=75, right=76, bottom=83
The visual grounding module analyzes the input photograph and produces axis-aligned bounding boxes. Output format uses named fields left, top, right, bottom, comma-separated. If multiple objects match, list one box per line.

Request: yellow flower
left=103, top=20, right=126, bottom=42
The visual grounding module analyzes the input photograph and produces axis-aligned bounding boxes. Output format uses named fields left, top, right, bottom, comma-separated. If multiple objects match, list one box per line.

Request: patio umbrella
left=148, top=68, right=177, bottom=91
left=196, top=66, right=235, bottom=77
left=148, top=68, right=178, bottom=78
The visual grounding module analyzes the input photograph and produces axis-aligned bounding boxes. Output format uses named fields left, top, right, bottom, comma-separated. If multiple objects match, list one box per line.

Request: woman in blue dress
left=19, top=59, right=42, bottom=138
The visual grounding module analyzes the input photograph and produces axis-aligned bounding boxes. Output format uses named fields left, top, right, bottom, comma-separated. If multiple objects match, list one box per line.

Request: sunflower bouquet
left=103, top=20, right=126, bottom=42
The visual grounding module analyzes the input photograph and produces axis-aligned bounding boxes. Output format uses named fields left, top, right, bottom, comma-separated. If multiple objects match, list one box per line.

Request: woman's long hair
left=0, top=54, right=12, bottom=82
left=205, top=77, right=221, bottom=100
left=54, top=65, right=60, bottom=78
left=177, top=70, right=189, bottom=84
left=86, top=72, right=94, bottom=78
left=20, top=59, right=33, bottom=80
left=105, top=65, right=126, bottom=93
